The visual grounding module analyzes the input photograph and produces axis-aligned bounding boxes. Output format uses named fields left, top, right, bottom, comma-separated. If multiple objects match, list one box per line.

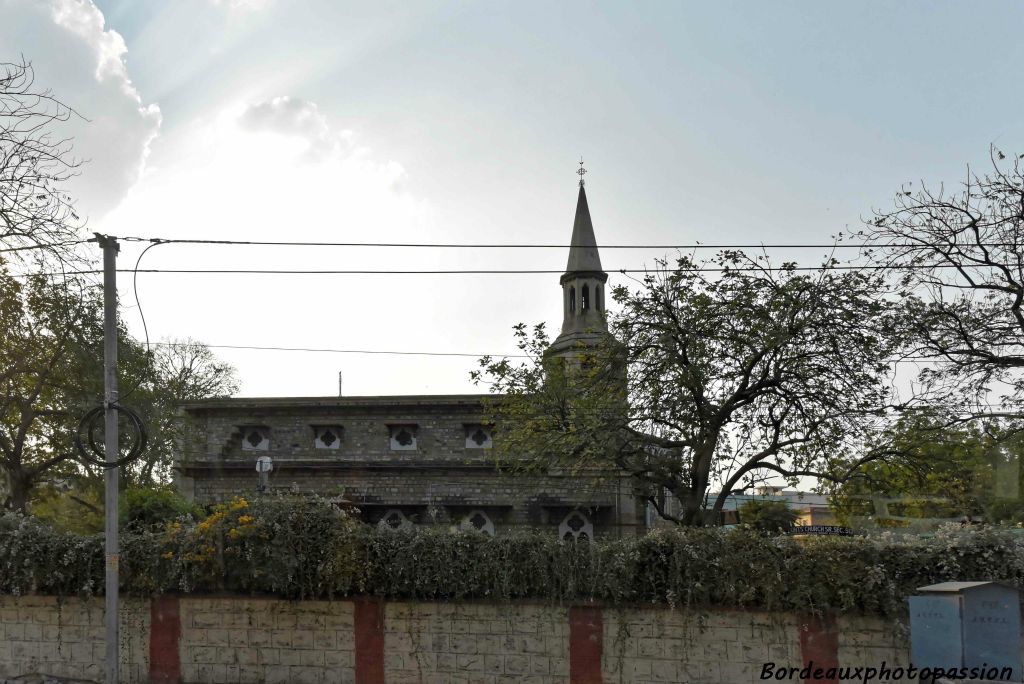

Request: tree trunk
left=6, top=470, right=33, bottom=513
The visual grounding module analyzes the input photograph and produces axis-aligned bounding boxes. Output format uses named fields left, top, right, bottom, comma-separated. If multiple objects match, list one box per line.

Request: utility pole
left=98, top=234, right=120, bottom=684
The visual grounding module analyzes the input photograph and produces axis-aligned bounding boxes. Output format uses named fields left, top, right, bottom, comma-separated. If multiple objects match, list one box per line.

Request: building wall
left=0, top=595, right=914, bottom=684
left=175, top=398, right=645, bottom=538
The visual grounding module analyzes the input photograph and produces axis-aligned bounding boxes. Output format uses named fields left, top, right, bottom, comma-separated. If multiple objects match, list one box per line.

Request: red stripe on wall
left=569, top=606, right=603, bottom=684
left=149, top=595, right=182, bottom=683
left=354, top=598, right=385, bottom=684
left=798, top=613, right=839, bottom=684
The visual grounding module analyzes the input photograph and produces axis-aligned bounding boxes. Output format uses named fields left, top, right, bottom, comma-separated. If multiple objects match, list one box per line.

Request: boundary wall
left=0, top=595, right=908, bottom=684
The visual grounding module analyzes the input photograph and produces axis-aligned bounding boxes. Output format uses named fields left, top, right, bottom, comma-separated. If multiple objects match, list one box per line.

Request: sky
left=4, top=0, right=1024, bottom=398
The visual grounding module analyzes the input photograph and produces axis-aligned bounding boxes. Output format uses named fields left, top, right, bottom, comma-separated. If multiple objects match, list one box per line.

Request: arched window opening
left=582, top=284, right=590, bottom=311
left=378, top=509, right=412, bottom=530
left=559, top=511, right=593, bottom=544
left=569, top=286, right=576, bottom=313
left=459, top=510, right=495, bottom=536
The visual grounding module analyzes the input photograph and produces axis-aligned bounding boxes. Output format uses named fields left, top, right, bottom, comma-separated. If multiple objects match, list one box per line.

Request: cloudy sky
left=4, top=0, right=1024, bottom=397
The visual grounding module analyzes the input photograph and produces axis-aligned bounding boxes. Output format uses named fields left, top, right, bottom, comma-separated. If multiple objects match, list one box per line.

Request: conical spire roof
left=565, top=184, right=604, bottom=273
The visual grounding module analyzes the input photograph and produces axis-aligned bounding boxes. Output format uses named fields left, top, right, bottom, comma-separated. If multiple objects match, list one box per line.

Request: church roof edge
left=179, top=393, right=499, bottom=411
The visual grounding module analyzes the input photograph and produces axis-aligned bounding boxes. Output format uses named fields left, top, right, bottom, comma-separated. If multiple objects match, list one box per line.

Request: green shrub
left=738, top=499, right=800, bottom=535
left=120, top=486, right=204, bottom=531
left=4, top=499, right=1024, bottom=616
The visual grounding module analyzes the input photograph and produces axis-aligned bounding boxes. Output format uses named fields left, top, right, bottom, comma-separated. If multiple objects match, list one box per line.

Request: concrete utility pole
left=99, top=234, right=120, bottom=684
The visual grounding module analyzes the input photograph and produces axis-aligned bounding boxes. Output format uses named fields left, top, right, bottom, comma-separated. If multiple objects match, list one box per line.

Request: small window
left=240, top=426, right=270, bottom=451
left=464, top=424, right=492, bottom=449
left=582, top=284, right=590, bottom=310
left=388, top=424, right=418, bottom=451
left=559, top=511, right=593, bottom=543
left=569, top=286, right=576, bottom=313
left=378, top=509, right=412, bottom=530
left=313, top=426, right=342, bottom=450
left=459, top=510, right=495, bottom=536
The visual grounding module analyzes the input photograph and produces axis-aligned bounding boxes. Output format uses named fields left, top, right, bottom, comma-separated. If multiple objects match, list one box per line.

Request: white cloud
left=210, top=0, right=274, bottom=12
left=0, top=0, right=161, bottom=219
left=104, top=98, right=421, bottom=243
left=98, top=98, right=447, bottom=395
left=239, top=96, right=353, bottom=161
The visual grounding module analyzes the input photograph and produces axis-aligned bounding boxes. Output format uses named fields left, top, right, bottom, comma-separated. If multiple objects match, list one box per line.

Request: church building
left=174, top=179, right=646, bottom=539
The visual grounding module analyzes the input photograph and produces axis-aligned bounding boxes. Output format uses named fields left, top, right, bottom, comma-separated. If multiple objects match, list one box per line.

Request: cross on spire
left=577, top=157, right=587, bottom=187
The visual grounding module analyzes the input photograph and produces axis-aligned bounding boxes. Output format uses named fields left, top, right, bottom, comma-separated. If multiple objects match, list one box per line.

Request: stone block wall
left=177, top=598, right=355, bottom=684
left=601, top=609, right=800, bottom=683
left=383, top=603, right=569, bottom=683
left=0, top=596, right=149, bottom=683
left=0, top=595, right=915, bottom=684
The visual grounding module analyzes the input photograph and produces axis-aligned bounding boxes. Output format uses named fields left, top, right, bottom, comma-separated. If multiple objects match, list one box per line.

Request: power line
left=6, top=264, right=929, bottom=277
left=152, top=341, right=529, bottom=358
left=149, top=341, right=974, bottom=366
left=116, top=236, right=1024, bottom=249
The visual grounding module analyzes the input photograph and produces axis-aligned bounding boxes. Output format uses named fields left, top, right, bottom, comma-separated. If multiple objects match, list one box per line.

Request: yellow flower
left=238, top=515, right=254, bottom=525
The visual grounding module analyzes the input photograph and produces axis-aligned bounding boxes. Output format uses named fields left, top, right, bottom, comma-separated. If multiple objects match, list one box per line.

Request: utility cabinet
left=909, top=581, right=1021, bottom=681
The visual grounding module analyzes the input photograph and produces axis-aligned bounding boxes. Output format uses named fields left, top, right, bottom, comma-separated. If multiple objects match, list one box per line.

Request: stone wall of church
left=181, top=469, right=632, bottom=534
left=174, top=398, right=646, bottom=538
left=0, top=595, right=911, bottom=684
left=177, top=400, right=492, bottom=465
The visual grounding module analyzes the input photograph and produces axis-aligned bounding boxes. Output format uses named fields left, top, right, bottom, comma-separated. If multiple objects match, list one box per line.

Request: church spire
left=547, top=163, right=609, bottom=359
left=565, top=184, right=604, bottom=273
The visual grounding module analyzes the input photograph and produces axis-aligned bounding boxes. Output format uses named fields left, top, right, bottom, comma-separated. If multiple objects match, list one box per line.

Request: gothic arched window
left=378, top=509, right=412, bottom=530
left=559, top=511, right=593, bottom=544
left=241, top=426, right=270, bottom=451
left=459, top=510, right=495, bottom=536
left=582, top=284, right=590, bottom=311
left=313, top=425, right=342, bottom=450
left=569, top=286, right=576, bottom=313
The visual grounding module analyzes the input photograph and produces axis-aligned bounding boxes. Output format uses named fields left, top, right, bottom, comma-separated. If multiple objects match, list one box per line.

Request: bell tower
left=547, top=161, right=609, bottom=359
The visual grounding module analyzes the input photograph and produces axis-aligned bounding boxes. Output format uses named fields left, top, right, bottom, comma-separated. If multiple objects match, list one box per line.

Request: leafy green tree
left=830, top=416, right=1023, bottom=527
left=0, top=267, right=104, bottom=511
left=475, top=252, right=903, bottom=526
left=0, top=262, right=238, bottom=512
left=737, top=499, right=799, bottom=535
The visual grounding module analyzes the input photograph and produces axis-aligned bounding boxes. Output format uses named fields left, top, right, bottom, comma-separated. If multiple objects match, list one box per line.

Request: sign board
left=791, top=525, right=854, bottom=536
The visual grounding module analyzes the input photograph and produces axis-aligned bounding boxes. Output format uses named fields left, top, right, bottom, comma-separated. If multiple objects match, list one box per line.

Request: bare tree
left=0, top=58, right=85, bottom=262
left=125, top=339, right=239, bottom=485
left=866, top=148, right=1024, bottom=421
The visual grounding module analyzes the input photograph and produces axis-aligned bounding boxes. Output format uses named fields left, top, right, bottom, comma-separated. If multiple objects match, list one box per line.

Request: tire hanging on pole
left=74, top=403, right=148, bottom=468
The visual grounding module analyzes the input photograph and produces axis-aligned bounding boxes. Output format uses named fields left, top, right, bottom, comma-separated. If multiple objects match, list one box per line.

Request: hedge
left=1, top=497, right=1022, bottom=616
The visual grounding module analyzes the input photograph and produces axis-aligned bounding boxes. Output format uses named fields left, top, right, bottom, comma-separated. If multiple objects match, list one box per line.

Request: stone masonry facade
left=175, top=395, right=646, bottom=539
left=0, top=594, right=914, bottom=684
